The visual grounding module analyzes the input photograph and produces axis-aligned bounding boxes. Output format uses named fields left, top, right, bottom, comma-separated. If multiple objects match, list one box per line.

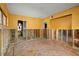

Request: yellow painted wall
left=52, top=6, right=79, bottom=19
left=43, top=17, right=51, bottom=29
left=51, top=15, right=72, bottom=29
left=52, top=6, right=79, bottom=29
left=8, top=13, right=43, bottom=29
left=44, top=6, right=79, bottom=29
left=0, top=3, right=43, bottom=29
left=72, top=12, right=79, bottom=29
left=1, top=3, right=79, bottom=30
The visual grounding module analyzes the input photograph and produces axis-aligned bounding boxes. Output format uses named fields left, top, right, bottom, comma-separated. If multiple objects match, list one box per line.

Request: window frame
left=0, top=8, right=2, bottom=25
left=0, top=7, right=7, bottom=26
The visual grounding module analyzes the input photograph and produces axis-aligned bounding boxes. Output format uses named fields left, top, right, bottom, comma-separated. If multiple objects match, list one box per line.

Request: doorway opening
left=18, top=20, right=23, bottom=37
left=18, top=20, right=26, bottom=40
left=44, top=23, right=47, bottom=29
left=43, top=23, right=47, bottom=39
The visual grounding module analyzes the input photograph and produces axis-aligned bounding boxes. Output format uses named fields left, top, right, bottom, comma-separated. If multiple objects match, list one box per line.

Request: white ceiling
left=7, top=3, right=79, bottom=18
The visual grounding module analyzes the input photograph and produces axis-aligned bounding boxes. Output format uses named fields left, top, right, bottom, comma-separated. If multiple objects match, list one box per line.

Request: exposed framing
left=0, top=7, right=7, bottom=56
left=73, top=29, right=79, bottom=49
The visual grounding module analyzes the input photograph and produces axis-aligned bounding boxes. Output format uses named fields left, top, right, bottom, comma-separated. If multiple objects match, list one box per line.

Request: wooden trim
left=50, top=14, right=72, bottom=20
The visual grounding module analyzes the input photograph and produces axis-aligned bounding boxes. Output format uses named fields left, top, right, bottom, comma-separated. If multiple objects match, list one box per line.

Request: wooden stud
left=72, top=30, right=75, bottom=48
left=56, top=29, right=58, bottom=40
left=66, top=30, right=68, bottom=43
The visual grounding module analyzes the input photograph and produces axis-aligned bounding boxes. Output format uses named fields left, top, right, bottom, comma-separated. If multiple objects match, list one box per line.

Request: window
left=0, top=10, right=2, bottom=25
left=0, top=8, right=7, bottom=26
left=3, top=14, right=7, bottom=25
